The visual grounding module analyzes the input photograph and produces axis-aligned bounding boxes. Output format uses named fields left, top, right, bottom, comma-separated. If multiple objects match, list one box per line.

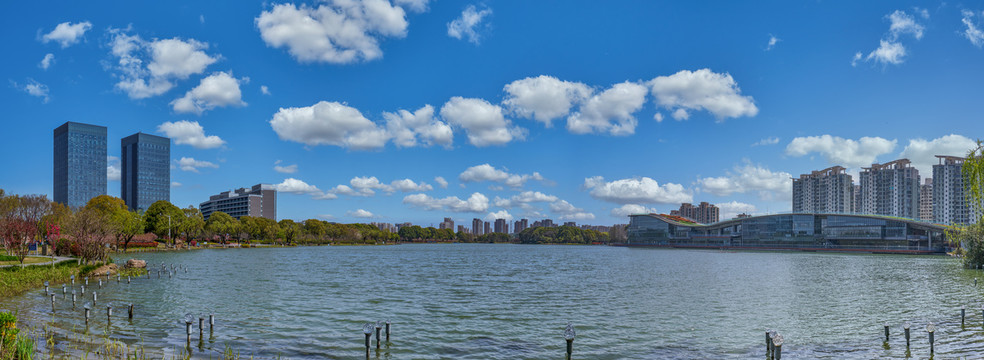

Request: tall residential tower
left=933, top=156, right=978, bottom=225
left=53, top=122, right=107, bottom=208
left=121, top=133, right=170, bottom=211
left=859, top=159, right=920, bottom=219
left=791, top=166, right=854, bottom=214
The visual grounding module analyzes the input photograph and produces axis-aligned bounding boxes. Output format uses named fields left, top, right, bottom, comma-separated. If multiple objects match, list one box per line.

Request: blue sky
left=2, top=1, right=983, bottom=226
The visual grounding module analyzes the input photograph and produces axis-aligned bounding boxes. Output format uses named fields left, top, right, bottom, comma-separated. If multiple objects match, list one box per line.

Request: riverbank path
left=0, top=256, right=75, bottom=268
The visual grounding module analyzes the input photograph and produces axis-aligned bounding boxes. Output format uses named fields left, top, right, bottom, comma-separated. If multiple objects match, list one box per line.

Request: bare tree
left=67, top=207, right=110, bottom=264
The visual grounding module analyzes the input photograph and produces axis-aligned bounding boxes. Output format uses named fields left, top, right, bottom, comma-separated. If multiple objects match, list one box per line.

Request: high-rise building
left=200, top=184, right=277, bottom=221
left=934, top=156, right=979, bottom=225
left=853, top=184, right=861, bottom=214
left=484, top=221, right=490, bottom=235
left=439, top=217, right=454, bottom=230
left=494, top=218, right=508, bottom=233
left=513, top=219, right=529, bottom=234
left=859, top=159, right=920, bottom=219
left=791, top=166, right=854, bottom=214
left=563, top=221, right=576, bottom=227
left=457, top=225, right=465, bottom=234
left=121, top=132, right=170, bottom=211
left=919, top=178, right=933, bottom=221
left=532, top=219, right=555, bottom=228
left=53, top=122, right=107, bottom=208
left=671, top=202, right=720, bottom=224
left=472, top=218, right=483, bottom=236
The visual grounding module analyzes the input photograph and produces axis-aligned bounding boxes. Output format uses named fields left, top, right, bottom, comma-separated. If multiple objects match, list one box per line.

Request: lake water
left=2, top=244, right=984, bottom=359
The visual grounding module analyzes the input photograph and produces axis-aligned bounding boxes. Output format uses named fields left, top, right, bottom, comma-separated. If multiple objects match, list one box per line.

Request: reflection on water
left=2, top=244, right=983, bottom=359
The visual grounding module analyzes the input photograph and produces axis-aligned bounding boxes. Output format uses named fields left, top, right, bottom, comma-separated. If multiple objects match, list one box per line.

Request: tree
left=144, top=200, right=183, bottom=243
left=278, top=219, right=299, bottom=245
left=85, top=195, right=143, bottom=251
left=205, top=211, right=238, bottom=242
left=957, top=140, right=984, bottom=268
left=67, top=206, right=111, bottom=264
left=16, top=194, right=51, bottom=254
left=179, top=207, right=205, bottom=242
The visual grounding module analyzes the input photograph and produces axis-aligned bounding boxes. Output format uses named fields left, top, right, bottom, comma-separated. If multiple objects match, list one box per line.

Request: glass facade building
left=121, top=133, right=170, bottom=211
left=200, top=184, right=277, bottom=221
left=626, top=213, right=947, bottom=254
left=53, top=122, right=107, bottom=208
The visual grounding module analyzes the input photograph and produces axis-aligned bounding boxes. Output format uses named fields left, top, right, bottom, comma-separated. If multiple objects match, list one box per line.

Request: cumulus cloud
left=584, top=176, right=692, bottom=204
left=434, top=176, right=449, bottom=189
left=752, top=137, right=780, bottom=146
left=391, top=179, right=433, bottom=192
left=648, top=69, right=758, bottom=121
left=326, top=176, right=434, bottom=197
left=716, top=201, right=757, bottom=220
left=107, top=156, right=121, bottom=181
left=611, top=204, right=656, bottom=217
left=39, top=54, right=55, bottom=70
left=447, top=4, right=492, bottom=44
left=384, top=104, right=453, bottom=148
left=766, top=34, right=780, bottom=50
left=347, top=209, right=375, bottom=218
left=567, top=82, right=647, bottom=136
left=255, top=1, right=410, bottom=64
left=697, top=162, right=792, bottom=200
left=503, top=75, right=591, bottom=126
left=41, top=21, right=92, bottom=48
left=962, top=10, right=984, bottom=47
left=273, top=160, right=298, bottom=174
left=493, top=191, right=559, bottom=208
left=14, top=79, right=50, bottom=103
left=785, top=135, right=897, bottom=169
left=177, top=157, right=218, bottom=173
left=858, top=10, right=925, bottom=66
left=274, top=178, right=322, bottom=194
left=171, top=71, right=246, bottom=114
left=484, top=210, right=513, bottom=222
left=441, top=97, right=524, bottom=147
left=403, top=192, right=490, bottom=212
left=156, top=120, right=225, bottom=149
left=270, top=101, right=389, bottom=150
left=459, top=164, right=545, bottom=188
left=549, top=200, right=595, bottom=220
left=261, top=85, right=271, bottom=95
left=900, top=134, right=978, bottom=175
left=107, top=29, right=219, bottom=99
left=394, top=0, right=430, bottom=13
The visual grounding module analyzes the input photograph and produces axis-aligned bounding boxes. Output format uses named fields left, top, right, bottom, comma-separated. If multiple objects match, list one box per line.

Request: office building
left=439, top=217, right=454, bottom=230
left=859, top=159, right=920, bottom=219
left=934, top=156, right=979, bottom=225
left=472, top=218, right=483, bottom=236
left=200, top=184, right=277, bottom=221
left=791, top=166, right=854, bottom=214
left=919, top=178, right=933, bottom=221
left=53, top=122, right=107, bottom=208
left=121, top=132, right=170, bottom=211
left=670, top=202, right=720, bottom=224
left=494, top=218, right=508, bottom=234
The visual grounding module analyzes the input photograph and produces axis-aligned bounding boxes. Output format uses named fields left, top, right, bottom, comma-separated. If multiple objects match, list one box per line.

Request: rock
left=125, top=259, right=147, bottom=269
left=91, top=263, right=118, bottom=276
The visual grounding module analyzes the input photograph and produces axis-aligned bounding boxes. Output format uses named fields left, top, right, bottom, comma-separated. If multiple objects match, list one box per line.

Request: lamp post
left=903, top=321, right=910, bottom=348
left=927, top=322, right=936, bottom=355
left=375, top=321, right=383, bottom=349
left=363, top=323, right=374, bottom=358
left=772, top=333, right=784, bottom=360
left=564, top=323, right=576, bottom=360
left=167, top=214, right=172, bottom=246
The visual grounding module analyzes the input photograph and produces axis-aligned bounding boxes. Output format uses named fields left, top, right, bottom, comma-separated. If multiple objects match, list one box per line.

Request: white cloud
left=347, top=209, right=375, bottom=218
left=349, top=176, right=392, bottom=196
left=866, top=40, right=906, bottom=65
left=156, top=120, right=226, bottom=149
left=255, top=1, right=409, bottom=64
left=441, top=97, right=524, bottom=147
left=962, top=10, right=984, bottom=48
left=648, top=69, right=758, bottom=121
left=16, top=79, right=50, bottom=103
left=888, top=10, right=925, bottom=39
left=653, top=113, right=664, bottom=122
left=549, top=200, right=595, bottom=220
left=274, top=178, right=322, bottom=195
left=671, top=108, right=690, bottom=121
left=107, top=156, right=121, bottom=181
left=39, top=54, right=55, bottom=70
left=41, top=21, right=92, bottom=48
left=384, top=104, right=453, bottom=148
left=391, top=179, right=433, bottom=192
left=171, top=71, right=246, bottom=114
left=261, top=85, right=271, bottom=95
left=459, top=164, right=545, bottom=188
left=851, top=52, right=863, bottom=67
left=766, top=34, right=780, bottom=50
left=394, top=0, right=430, bottom=13
left=900, top=134, right=978, bottom=175
left=751, top=137, right=780, bottom=146
left=503, top=75, right=591, bottom=126
left=273, top=160, right=298, bottom=174
left=107, top=29, right=219, bottom=99
left=567, top=81, right=647, bottom=136
left=785, top=135, right=897, bottom=169
left=697, top=162, right=792, bottom=200
left=177, top=157, right=219, bottom=173
left=611, top=204, right=657, bottom=217
left=584, top=176, right=692, bottom=204
left=270, top=101, right=389, bottom=150
left=171, top=181, right=182, bottom=187
left=717, top=201, right=757, bottom=220
left=447, top=4, right=492, bottom=44
left=434, top=176, right=449, bottom=189
left=493, top=191, right=559, bottom=208
left=858, top=10, right=925, bottom=66
left=403, top=192, right=490, bottom=213
left=484, top=210, right=513, bottom=222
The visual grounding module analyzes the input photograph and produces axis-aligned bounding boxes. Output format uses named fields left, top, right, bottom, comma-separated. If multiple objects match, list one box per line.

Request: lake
left=2, top=244, right=983, bottom=359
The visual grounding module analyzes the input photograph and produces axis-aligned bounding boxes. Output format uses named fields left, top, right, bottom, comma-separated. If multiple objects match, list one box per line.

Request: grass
left=0, top=256, right=54, bottom=266
left=0, top=261, right=80, bottom=298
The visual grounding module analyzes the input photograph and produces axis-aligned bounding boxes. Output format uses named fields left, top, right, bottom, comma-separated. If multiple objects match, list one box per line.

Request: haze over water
left=3, top=245, right=984, bottom=359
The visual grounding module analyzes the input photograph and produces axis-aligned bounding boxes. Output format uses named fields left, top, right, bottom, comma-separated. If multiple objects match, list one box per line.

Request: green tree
left=278, top=219, right=300, bottom=245
left=205, top=211, right=239, bottom=242
left=179, top=207, right=205, bottom=242
left=957, top=140, right=984, bottom=268
left=144, top=200, right=183, bottom=243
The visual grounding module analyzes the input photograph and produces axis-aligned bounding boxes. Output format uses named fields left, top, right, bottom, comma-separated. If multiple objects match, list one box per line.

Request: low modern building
left=199, top=184, right=276, bottom=221
left=625, top=213, right=947, bottom=254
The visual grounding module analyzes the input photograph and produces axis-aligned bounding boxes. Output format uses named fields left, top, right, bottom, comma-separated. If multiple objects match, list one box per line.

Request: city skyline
left=3, top=1, right=984, bottom=225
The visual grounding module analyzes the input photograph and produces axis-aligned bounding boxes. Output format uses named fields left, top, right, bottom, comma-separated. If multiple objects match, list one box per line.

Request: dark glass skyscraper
left=53, top=122, right=107, bottom=208
left=121, top=133, right=171, bottom=211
